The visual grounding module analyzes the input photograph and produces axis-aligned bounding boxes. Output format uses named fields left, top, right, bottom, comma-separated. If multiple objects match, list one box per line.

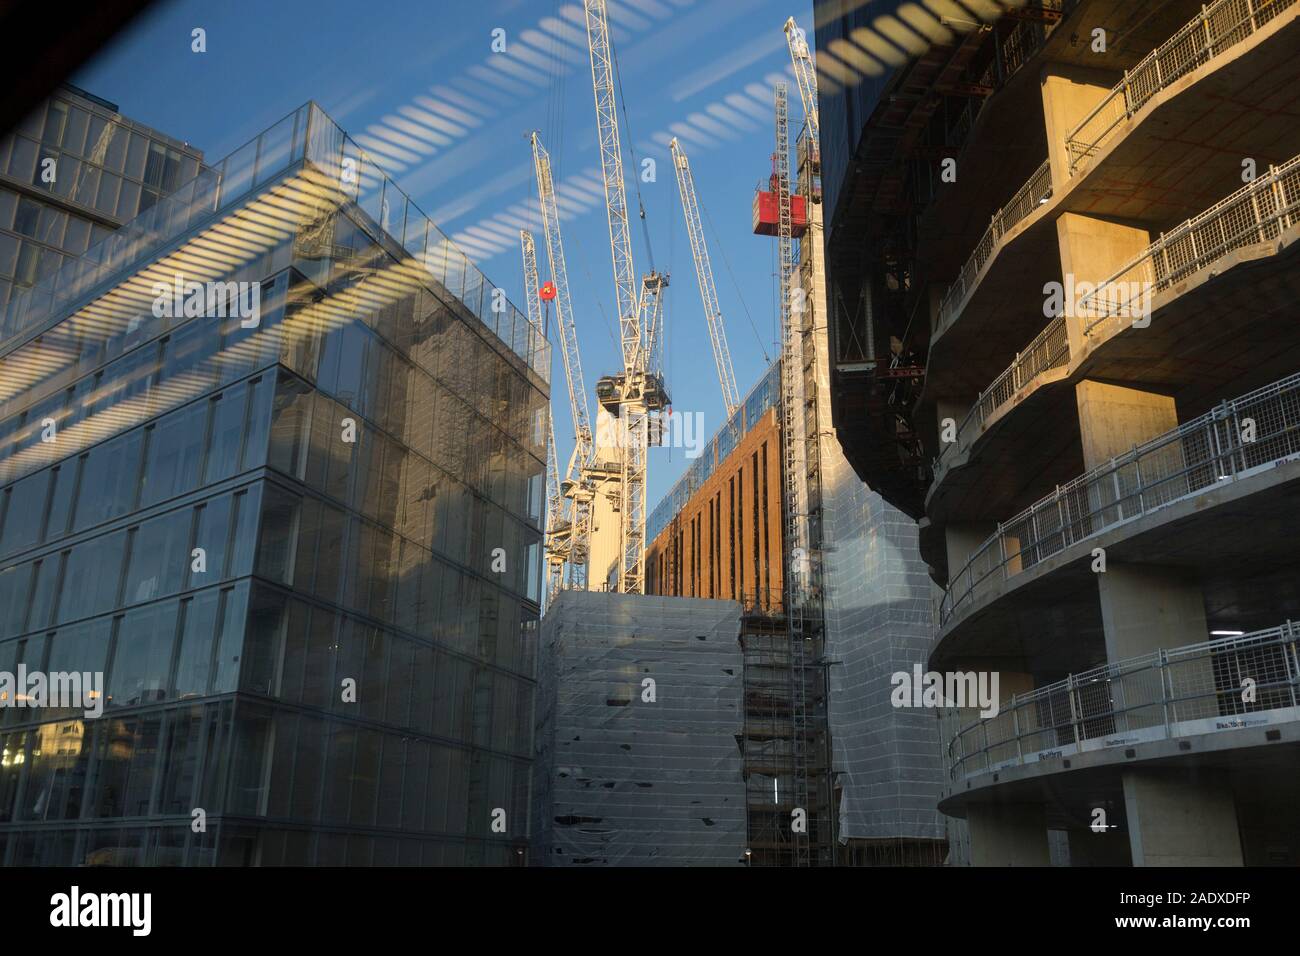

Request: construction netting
left=820, top=451, right=949, bottom=847
left=532, top=591, right=747, bottom=866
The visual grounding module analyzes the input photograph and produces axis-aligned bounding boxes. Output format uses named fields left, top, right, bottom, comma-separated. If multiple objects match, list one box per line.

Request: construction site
left=531, top=4, right=941, bottom=867
left=4, top=0, right=1299, bottom=903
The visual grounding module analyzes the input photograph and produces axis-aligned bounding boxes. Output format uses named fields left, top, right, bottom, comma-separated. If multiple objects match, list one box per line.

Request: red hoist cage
left=752, top=153, right=807, bottom=237
left=538, top=280, right=557, bottom=332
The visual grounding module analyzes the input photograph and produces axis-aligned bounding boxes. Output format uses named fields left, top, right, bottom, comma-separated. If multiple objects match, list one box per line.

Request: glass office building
left=0, top=84, right=204, bottom=318
left=0, top=102, right=550, bottom=865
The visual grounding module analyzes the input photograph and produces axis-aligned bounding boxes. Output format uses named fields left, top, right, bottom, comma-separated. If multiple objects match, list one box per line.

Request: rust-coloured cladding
left=752, top=190, right=808, bottom=237
left=645, top=408, right=784, bottom=612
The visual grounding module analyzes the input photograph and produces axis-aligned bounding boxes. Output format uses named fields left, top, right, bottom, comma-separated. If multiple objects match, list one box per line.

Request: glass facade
left=811, top=3, right=898, bottom=227
left=0, top=104, right=548, bottom=865
left=0, top=86, right=204, bottom=317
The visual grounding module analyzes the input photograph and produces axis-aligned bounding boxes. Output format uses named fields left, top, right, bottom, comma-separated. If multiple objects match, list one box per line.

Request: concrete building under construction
left=815, top=0, right=1300, bottom=865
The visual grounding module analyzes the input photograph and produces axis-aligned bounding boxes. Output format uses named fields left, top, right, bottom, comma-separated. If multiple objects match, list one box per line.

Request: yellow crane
left=581, top=0, right=668, bottom=594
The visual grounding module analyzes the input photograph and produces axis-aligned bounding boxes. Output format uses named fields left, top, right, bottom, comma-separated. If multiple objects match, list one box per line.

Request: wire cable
left=610, top=32, right=654, bottom=272
left=698, top=187, right=772, bottom=365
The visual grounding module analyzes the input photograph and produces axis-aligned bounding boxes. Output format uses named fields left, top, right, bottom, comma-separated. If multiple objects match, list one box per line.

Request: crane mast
left=520, top=229, right=544, bottom=335
left=784, top=16, right=819, bottom=147
left=669, top=137, right=740, bottom=418
left=530, top=135, right=596, bottom=590
left=543, top=408, right=565, bottom=602
left=522, top=229, right=569, bottom=601
left=583, top=0, right=641, bottom=376
left=581, top=0, right=667, bottom=595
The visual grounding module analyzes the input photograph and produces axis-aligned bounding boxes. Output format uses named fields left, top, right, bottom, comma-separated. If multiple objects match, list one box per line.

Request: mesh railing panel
left=937, top=317, right=1070, bottom=471
left=935, top=160, right=1053, bottom=333
left=1066, top=0, right=1297, bottom=174
left=1082, top=154, right=1300, bottom=339
left=946, top=625, right=1300, bottom=780
left=940, top=371, right=1300, bottom=626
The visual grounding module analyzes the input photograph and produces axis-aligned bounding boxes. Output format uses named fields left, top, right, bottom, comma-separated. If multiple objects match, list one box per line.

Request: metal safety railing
left=935, top=160, right=1053, bottom=335
left=943, top=624, right=1300, bottom=781
left=936, top=316, right=1069, bottom=469
left=939, top=371, right=1300, bottom=627
left=1065, top=0, right=1298, bottom=175
left=1078, top=152, right=1300, bottom=339
left=935, top=150, right=1300, bottom=467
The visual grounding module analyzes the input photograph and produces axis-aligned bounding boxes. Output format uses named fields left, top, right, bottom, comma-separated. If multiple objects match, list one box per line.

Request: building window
left=60, top=105, right=88, bottom=156
left=706, top=498, right=714, bottom=599
left=737, top=469, right=744, bottom=599
left=751, top=451, right=760, bottom=603
left=760, top=443, right=769, bottom=602
left=42, top=101, right=67, bottom=147
left=144, top=142, right=182, bottom=193
left=34, top=148, right=57, bottom=190
left=13, top=197, right=40, bottom=237
left=729, top=477, right=736, bottom=600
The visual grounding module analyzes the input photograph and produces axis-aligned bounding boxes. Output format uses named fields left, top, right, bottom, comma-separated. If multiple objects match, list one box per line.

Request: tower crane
left=522, top=228, right=570, bottom=600
left=581, top=0, right=669, bottom=595
left=669, top=137, right=740, bottom=419
left=530, top=135, right=597, bottom=591
left=544, top=410, right=565, bottom=603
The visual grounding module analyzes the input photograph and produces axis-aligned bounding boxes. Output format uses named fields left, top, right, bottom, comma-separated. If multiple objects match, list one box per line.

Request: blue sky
left=73, top=0, right=812, bottom=507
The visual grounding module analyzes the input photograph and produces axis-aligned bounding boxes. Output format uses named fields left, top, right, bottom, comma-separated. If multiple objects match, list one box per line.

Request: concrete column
left=1076, top=380, right=1205, bottom=661
left=967, top=802, right=1051, bottom=866
left=1094, top=566, right=1226, bottom=869
left=1043, top=63, right=1148, bottom=360
left=1123, top=768, right=1244, bottom=866
left=944, top=521, right=997, bottom=585
left=1097, top=564, right=1208, bottom=663
left=1074, top=378, right=1177, bottom=470
left=1040, top=65, right=1123, bottom=191
left=1068, top=827, right=1132, bottom=866
left=945, top=816, right=972, bottom=866
left=1056, top=213, right=1152, bottom=357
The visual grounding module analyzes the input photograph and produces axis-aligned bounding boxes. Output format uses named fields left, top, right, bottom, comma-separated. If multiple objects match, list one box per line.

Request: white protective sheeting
left=533, top=591, right=747, bottom=866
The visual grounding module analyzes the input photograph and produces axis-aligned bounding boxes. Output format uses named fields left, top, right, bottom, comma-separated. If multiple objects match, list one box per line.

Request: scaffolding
left=771, top=85, right=833, bottom=866
left=739, top=593, right=833, bottom=866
